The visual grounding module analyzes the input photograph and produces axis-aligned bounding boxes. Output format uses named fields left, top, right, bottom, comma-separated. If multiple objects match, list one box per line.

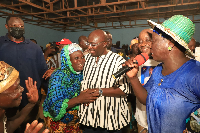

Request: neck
left=162, top=53, right=189, bottom=76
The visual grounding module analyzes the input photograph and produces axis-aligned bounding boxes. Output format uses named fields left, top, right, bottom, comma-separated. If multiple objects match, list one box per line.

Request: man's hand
left=24, top=120, right=49, bottom=133
left=25, top=77, right=38, bottom=104
left=42, top=67, right=56, bottom=80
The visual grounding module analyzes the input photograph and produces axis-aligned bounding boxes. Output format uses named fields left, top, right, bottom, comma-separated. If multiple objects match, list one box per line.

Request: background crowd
left=0, top=14, right=200, bottom=133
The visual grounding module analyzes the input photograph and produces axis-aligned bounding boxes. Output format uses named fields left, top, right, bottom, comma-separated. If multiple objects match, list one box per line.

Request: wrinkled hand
left=78, top=89, right=99, bottom=104
left=42, top=67, right=56, bottom=80
left=24, top=120, right=49, bottom=133
left=123, top=57, right=139, bottom=79
left=25, top=77, right=38, bottom=104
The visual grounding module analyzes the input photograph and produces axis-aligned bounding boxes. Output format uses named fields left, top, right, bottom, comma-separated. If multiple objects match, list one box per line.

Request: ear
left=103, top=42, right=108, bottom=48
left=5, top=24, right=8, bottom=29
left=167, top=40, right=175, bottom=48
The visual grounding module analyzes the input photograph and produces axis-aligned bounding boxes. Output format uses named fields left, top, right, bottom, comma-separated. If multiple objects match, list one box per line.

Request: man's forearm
left=7, top=103, right=36, bottom=133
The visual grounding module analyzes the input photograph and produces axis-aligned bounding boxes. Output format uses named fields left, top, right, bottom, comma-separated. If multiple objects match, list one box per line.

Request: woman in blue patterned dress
left=43, top=43, right=99, bottom=133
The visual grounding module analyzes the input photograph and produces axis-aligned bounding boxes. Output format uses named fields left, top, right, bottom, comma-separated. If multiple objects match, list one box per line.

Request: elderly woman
left=43, top=43, right=99, bottom=133
left=125, top=15, right=200, bottom=133
left=0, top=61, right=48, bottom=133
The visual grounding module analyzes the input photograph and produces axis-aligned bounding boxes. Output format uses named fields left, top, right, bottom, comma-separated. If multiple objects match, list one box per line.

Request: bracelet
left=99, top=88, right=103, bottom=97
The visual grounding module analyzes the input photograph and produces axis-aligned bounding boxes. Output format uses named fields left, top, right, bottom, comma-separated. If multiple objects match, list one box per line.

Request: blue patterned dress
left=43, top=46, right=83, bottom=133
left=144, top=59, right=200, bottom=133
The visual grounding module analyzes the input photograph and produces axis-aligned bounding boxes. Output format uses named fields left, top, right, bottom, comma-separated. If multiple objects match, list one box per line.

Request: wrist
left=99, top=88, right=103, bottom=97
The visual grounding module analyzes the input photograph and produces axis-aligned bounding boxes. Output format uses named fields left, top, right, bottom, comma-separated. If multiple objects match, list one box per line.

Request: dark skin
left=130, top=43, right=139, bottom=58
left=0, top=77, right=39, bottom=133
left=24, top=120, right=49, bottom=133
left=66, top=50, right=99, bottom=109
left=138, top=29, right=152, bottom=56
left=5, top=17, right=24, bottom=42
left=78, top=36, right=88, bottom=51
left=87, top=29, right=126, bottom=97
left=188, top=38, right=196, bottom=53
left=106, top=33, right=112, bottom=50
left=125, top=32, right=190, bottom=105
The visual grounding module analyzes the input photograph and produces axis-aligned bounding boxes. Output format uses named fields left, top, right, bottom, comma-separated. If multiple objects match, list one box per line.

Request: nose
left=19, top=86, right=24, bottom=93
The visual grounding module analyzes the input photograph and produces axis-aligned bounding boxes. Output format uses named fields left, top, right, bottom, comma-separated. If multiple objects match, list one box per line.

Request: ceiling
left=0, top=0, right=200, bottom=32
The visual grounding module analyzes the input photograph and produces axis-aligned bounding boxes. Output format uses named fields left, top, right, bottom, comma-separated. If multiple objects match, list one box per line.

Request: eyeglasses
left=86, top=41, right=105, bottom=47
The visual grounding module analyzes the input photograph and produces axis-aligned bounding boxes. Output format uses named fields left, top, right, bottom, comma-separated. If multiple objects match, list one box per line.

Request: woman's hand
left=24, top=120, right=49, bottom=133
left=25, top=77, right=38, bottom=104
left=77, top=89, right=99, bottom=104
left=42, top=67, right=56, bottom=80
left=123, top=57, right=139, bottom=79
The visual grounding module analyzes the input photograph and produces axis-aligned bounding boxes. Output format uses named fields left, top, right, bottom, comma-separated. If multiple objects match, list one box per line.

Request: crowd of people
left=0, top=14, right=200, bottom=133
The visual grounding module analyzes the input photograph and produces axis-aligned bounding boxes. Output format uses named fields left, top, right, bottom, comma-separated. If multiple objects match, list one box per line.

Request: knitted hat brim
left=147, top=20, right=194, bottom=58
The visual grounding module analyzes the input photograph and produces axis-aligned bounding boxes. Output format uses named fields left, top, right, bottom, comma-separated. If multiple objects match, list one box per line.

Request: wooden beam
left=106, top=5, right=114, bottom=12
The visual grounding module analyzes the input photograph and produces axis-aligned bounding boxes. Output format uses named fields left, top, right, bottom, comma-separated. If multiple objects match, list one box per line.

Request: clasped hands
left=78, top=88, right=100, bottom=106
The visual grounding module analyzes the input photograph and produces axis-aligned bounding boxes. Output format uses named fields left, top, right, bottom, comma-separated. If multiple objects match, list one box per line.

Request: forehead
left=7, top=17, right=24, bottom=25
left=70, top=50, right=83, bottom=57
left=139, top=31, right=151, bottom=41
left=88, top=31, right=105, bottom=43
left=2, top=78, right=20, bottom=94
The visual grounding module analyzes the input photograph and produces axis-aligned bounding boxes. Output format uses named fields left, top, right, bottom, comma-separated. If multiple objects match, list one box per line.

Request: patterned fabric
left=79, top=51, right=131, bottom=130
left=144, top=59, right=200, bottom=133
left=43, top=45, right=83, bottom=133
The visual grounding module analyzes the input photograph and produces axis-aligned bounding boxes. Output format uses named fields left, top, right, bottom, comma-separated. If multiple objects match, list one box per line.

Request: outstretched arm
left=7, top=77, right=39, bottom=133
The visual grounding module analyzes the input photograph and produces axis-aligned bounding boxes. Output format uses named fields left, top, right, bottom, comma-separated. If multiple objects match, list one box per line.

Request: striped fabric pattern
left=79, top=51, right=131, bottom=130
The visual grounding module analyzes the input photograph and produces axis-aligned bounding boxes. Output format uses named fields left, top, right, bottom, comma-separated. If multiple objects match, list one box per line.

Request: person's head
left=188, top=38, right=196, bottom=53
left=61, top=43, right=85, bottom=72
left=130, top=37, right=139, bottom=56
left=138, top=29, right=153, bottom=56
left=0, top=61, right=24, bottom=109
left=30, top=39, right=37, bottom=44
left=57, top=38, right=72, bottom=52
left=87, top=29, right=108, bottom=57
left=105, top=31, right=113, bottom=49
left=5, top=16, right=25, bottom=39
left=78, top=35, right=88, bottom=51
left=148, top=15, right=195, bottom=61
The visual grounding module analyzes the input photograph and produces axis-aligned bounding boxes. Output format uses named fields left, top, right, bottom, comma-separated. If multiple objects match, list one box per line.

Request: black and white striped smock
left=79, top=51, right=131, bottom=130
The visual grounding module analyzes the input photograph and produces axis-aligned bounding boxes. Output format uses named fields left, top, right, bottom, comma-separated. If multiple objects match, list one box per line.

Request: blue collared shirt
left=0, top=34, right=48, bottom=108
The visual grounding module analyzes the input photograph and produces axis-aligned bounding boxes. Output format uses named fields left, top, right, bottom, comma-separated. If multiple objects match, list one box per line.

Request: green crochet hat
left=147, top=15, right=195, bottom=58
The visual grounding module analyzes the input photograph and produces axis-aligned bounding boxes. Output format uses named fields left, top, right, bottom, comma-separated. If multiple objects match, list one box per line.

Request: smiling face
left=138, top=29, right=153, bottom=55
left=70, top=50, right=85, bottom=72
left=0, top=77, right=24, bottom=109
left=88, top=29, right=108, bottom=57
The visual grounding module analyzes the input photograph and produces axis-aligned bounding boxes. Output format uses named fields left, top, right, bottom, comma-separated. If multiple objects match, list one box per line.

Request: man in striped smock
left=79, top=29, right=131, bottom=133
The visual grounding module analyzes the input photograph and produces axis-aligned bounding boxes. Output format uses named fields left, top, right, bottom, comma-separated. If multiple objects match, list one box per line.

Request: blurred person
left=79, top=29, right=131, bottom=133
left=0, top=61, right=41, bottom=133
left=188, top=38, right=196, bottom=53
left=45, top=39, right=72, bottom=70
left=125, top=15, right=200, bottom=133
left=129, top=37, right=140, bottom=58
left=43, top=44, right=99, bottom=132
left=44, top=43, right=56, bottom=62
left=30, top=39, right=37, bottom=44
left=78, top=35, right=89, bottom=55
left=0, top=15, right=48, bottom=132
left=133, top=29, right=160, bottom=133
